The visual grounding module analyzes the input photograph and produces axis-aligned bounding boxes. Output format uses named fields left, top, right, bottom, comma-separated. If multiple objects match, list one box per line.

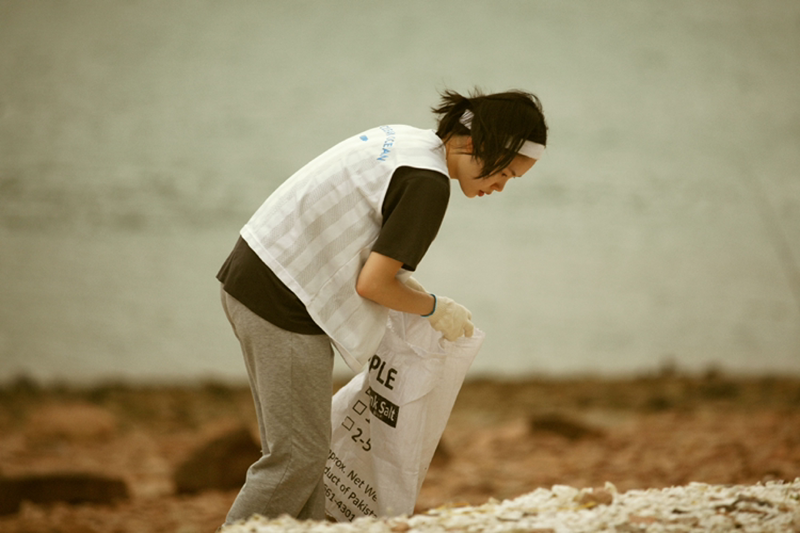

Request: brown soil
left=1, top=373, right=799, bottom=533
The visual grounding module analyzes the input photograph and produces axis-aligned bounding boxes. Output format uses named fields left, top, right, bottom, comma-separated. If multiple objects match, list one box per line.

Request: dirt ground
left=1, top=372, right=799, bottom=533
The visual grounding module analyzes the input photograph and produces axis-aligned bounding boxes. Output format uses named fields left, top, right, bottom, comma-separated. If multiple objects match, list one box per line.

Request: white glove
left=404, top=277, right=474, bottom=341
left=424, top=295, right=475, bottom=342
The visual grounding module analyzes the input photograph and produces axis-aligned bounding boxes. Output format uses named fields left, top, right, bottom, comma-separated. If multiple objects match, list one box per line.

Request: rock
left=0, top=472, right=129, bottom=515
left=576, top=487, right=614, bottom=507
left=529, top=413, right=604, bottom=441
left=627, top=514, right=658, bottom=525
left=220, top=480, right=800, bottom=533
left=644, top=395, right=674, bottom=412
left=0, top=478, right=19, bottom=516
left=26, top=402, right=117, bottom=443
left=173, top=425, right=261, bottom=494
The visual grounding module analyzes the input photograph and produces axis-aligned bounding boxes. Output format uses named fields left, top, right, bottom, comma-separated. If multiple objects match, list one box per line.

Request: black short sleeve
left=217, top=237, right=325, bottom=334
left=372, top=166, right=450, bottom=271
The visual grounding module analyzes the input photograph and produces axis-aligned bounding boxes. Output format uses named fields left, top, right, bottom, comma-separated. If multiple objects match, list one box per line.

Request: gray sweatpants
left=220, top=288, right=334, bottom=524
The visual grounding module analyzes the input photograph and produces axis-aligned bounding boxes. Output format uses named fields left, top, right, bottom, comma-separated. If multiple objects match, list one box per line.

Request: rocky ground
left=1, top=372, right=799, bottom=533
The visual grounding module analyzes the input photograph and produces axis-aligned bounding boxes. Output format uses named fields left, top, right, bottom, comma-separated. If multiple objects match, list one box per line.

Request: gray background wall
left=1, top=1, right=798, bottom=384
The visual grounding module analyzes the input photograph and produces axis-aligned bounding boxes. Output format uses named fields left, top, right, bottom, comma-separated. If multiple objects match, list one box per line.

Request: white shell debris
left=222, top=479, right=800, bottom=533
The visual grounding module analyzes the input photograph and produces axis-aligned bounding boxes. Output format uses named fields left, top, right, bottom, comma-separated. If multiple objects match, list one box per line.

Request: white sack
left=324, top=310, right=484, bottom=521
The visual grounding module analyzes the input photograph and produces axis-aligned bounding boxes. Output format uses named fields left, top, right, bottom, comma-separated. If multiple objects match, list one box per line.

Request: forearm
left=355, top=252, right=435, bottom=315
left=358, top=276, right=435, bottom=315
left=357, top=251, right=473, bottom=341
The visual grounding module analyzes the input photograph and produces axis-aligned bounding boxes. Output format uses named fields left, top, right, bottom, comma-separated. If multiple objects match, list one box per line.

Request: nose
left=494, top=176, right=510, bottom=192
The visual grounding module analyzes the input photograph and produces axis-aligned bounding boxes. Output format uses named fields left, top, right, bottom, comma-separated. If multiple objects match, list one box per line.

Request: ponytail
left=432, top=88, right=548, bottom=179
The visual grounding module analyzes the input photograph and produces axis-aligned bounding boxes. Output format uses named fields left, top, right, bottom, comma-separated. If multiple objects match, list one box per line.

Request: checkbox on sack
left=353, top=400, right=367, bottom=415
left=342, top=417, right=354, bottom=431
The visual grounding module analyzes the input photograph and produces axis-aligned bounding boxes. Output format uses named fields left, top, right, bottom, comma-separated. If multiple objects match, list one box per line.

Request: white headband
left=459, top=110, right=545, bottom=160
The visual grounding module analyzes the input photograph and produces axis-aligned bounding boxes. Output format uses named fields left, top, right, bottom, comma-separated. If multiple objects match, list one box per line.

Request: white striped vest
left=241, top=125, right=450, bottom=371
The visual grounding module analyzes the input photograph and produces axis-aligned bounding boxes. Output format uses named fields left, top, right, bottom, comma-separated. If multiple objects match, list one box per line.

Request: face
left=446, top=137, right=538, bottom=198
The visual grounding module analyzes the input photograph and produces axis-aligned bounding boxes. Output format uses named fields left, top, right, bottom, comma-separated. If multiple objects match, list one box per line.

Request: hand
left=426, top=295, right=474, bottom=342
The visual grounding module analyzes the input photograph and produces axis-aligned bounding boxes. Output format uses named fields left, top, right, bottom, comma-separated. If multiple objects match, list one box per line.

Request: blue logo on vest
left=360, top=135, right=368, bottom=141
left=376, top=126, right=395, bottom=162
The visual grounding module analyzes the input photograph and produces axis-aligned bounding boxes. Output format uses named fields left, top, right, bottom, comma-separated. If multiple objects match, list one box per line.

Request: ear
left=464, top=136, right=474, bottom=152
left=456, top=135, right=474, bottom=156
left=448, top=134, right=474, bottom=156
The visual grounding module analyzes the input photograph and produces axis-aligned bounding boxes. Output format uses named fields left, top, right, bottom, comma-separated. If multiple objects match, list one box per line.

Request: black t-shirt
left=217, top=166, right=450, bottom=334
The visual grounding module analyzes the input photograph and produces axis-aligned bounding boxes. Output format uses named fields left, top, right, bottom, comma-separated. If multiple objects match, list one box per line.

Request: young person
left=216, top=89, right=548, bottom=525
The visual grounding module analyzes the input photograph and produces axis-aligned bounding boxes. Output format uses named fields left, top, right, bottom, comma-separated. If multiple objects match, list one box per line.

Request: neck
left=443, top=135, right=469, bottom=177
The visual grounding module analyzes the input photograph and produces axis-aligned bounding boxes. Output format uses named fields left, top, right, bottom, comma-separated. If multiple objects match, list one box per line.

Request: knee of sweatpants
left=304, top=441, right=330, bottom=472
left=246, top=446, right=289, bottom=475
left=286, top=439, right=328, bottom=482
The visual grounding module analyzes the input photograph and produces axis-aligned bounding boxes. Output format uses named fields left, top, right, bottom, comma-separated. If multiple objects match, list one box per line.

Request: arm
left=356, top=251, right=435, bottom=315
left=359, top=169, right=472, bottom=340
left=358, top=251, right=474, bottom=341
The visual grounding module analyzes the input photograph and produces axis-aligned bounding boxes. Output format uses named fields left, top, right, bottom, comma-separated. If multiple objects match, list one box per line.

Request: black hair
left=432, top=88, right=548, bottom=179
